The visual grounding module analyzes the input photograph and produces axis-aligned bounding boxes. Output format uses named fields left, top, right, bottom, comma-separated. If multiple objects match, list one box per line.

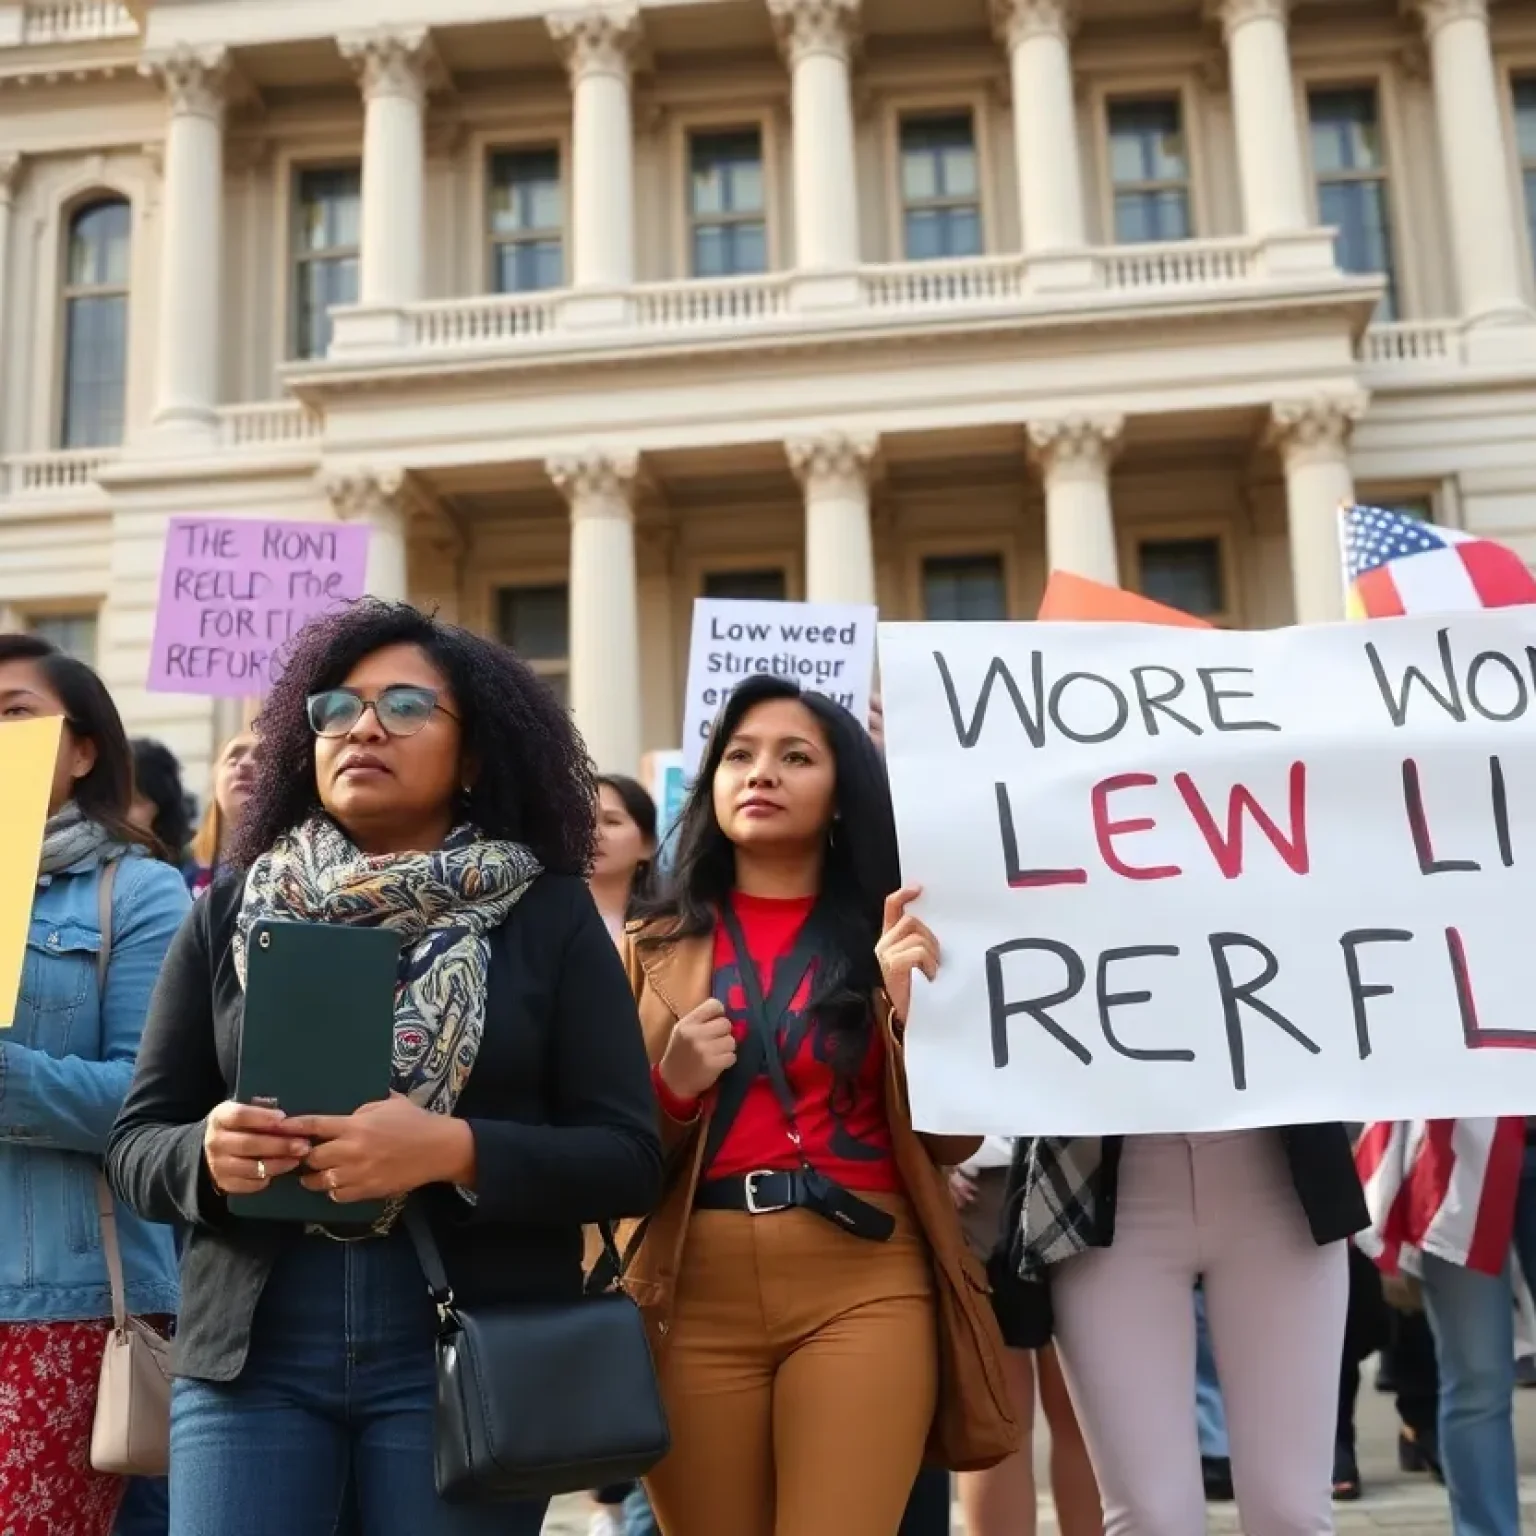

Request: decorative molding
left=786, top=431, right=880, bottom=498
left=1026, top=415, right=1124, bottom=477
left=990, top=0, right=1078, bottom=50
left=546, top=6, right=644, bottom=84
left=140, top=44, right=230, bottom=123
left=548, top=449, right=642, bottom=512
left=767, top=0, right=862, bottom=68
left=426, top=117, right=469, bottom=160
left=0, top=153, right=24, bottom=206
left=1408, top=0, right=1488, bottom=39
left=1204, top=0, right=1290, bottom=45
left=321, top=466, right=429, bottom=528
left=1267, top=393, right=1369, bottom=465
left=338, top=28, right=437, bottom=106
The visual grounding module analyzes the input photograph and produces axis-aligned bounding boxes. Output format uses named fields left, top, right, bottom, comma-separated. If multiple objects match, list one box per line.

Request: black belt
left=695, top=1170, right=809, bottom=1215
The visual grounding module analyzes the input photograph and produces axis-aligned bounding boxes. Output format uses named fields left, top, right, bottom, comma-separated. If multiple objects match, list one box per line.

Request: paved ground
left=540, top=1372, right=1536, bottom=1533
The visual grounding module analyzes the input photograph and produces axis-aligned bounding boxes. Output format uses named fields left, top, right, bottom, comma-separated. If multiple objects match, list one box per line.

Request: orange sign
left=1037, top=570, right=1212, bottom=630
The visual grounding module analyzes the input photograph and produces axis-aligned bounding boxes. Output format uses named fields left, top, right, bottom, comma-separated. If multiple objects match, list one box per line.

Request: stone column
left=141, top=46, right=228, bottom=441
left=548, top=7, right=642, bottom=290
left=769, top=0, right=862, bottom=270
left=1269, top=394, right=1367, bottom=625
left=788, top=431, right=878, bottom=604
left=0, top=155, right=20, bottom=429
left=323, top=468, right=415, bottom=603
left=1210, top=0, right=1310, bottom=237
left=550, top=450, right=643, bottom=773
left=340, top=29, right=432, bottom=309
left=992, top=0, right=1086, bottom=253
left=1027, top=415, right=1124, bottom=584
left=1412, top=0, right=1531, bottom=326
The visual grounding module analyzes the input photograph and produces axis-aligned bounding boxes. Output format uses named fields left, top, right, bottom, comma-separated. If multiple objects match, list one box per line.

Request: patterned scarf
left=232, top=816, right=541, bottom=1123
left=39, top=802, right=128, bottom=876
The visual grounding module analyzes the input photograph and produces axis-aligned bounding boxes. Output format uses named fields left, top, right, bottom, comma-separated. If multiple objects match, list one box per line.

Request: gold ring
left=256, top=1159, right=268, bottom=1182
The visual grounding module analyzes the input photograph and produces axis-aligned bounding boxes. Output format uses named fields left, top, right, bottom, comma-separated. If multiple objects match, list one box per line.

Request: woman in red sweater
left=620, top=674, right=1011, bottom=1536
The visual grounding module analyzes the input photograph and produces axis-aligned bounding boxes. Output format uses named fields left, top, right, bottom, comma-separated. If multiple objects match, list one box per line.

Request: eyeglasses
left=306, top=686, right=459, bottom=739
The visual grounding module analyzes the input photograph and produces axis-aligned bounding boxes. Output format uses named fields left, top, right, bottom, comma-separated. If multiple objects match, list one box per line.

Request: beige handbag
left=88, top=859, right=173, bottom=1476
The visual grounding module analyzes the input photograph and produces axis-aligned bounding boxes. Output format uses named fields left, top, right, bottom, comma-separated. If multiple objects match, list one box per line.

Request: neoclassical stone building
left=1, top=0, right=1535, bottom=783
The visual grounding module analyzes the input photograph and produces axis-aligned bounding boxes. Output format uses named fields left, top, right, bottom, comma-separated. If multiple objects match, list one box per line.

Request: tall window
left=489, top=148, right=564, bottom=293
left=689, top=130, right=767, bottom=277
left=922, top=555, right=1007, bottom=620
left=704, top=569, right=787, bottom=602
left=1514, top=79, right=1536, bottom=272
left=1309, top=87, right=1398, bottom=319
left=29, top=612, right=98, bottom=664
left=497, top=584, right=569, bottom=706
left=899, top=114, right=982, bottom=260
left=292, top=166, right=360, bottom=360
left=61, top=199, right=130, bottom=449
left=1107, top=98, right=1192, bottom=244
left=1136, top=537, right=1226, bottom=621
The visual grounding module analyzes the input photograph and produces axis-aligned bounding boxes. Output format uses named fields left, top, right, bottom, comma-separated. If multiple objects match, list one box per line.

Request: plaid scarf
left=1015, top=1136, right=1103, bottom=1279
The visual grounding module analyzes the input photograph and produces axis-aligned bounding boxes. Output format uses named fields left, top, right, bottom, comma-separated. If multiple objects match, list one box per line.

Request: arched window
left=60, top=198, right=131, bottom=448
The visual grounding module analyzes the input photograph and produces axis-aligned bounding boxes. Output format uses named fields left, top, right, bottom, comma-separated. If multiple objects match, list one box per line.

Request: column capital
left=321, top=466, right=426, bottom=529
left=990, top=0, right=1078, bottom=49
left=548, top=450, right=642, bottom=513
left=767, top=0, right=862, bottom=67
left=339, top=28, right=436, bottom=105
left=546, top=6, right=644, bottom=83
left=140, top=44, right=231, bottom=122
left=1027, top=415, right=1124, bottom=477
left=1267, top=393, right=1369, bottom=466
left=1406, top=0, right=1489, bottom=38
left=787, top=431, right=880, bottom=497
left=1204, top=0, right=1290, bottom=43
left=0, top=153, right=23, bottom=206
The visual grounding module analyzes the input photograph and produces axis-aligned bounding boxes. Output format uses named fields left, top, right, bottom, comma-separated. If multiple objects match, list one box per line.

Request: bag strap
left=94, top=860, right=127, bottom=1334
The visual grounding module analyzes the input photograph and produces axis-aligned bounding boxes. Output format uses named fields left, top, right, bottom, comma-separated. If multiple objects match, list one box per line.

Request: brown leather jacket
left=615, top=921, right=1021, bottom=1472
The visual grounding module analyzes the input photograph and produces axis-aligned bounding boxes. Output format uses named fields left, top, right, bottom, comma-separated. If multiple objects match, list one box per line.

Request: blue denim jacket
left=0, top=851, right=188, bottom=1321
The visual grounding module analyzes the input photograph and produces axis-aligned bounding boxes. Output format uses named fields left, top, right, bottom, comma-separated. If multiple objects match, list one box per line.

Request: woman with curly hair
left=107, top=601, right=664, bottom=1536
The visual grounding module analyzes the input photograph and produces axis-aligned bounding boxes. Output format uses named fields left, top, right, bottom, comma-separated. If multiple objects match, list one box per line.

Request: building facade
left=1, top=0, right=1534, bottom=784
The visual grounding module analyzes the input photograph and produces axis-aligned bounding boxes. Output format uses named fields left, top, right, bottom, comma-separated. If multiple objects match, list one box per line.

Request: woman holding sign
left=107, top=602, right=663, bottom=1536
left=621, top=673, right=1015, bottom=1536
left=0, top=635, right=187, bottom=1536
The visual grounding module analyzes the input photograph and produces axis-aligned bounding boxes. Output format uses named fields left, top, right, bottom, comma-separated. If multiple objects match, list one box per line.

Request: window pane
left=904, top=209, right=945, bottom=261
left=690, top=131, right=765, bottom=218
left=296, top=168, right=361, bottom=254
left=1516, top=79, right=1536, bottom=161
left=1139, top=539, right=1225, bottom=617
left=1114, top=188, right=1191, bottom=244
left=901, top=115, right=977, bottom=201
left=1108, top=99, right=1187, bottom=185
left=692, top=220, right=768, bottom=278
left=704, top=569, right=788, bottom=601
left=29, top=614, right=98, bottom=664
left=493, top=239, right=564, bottom=294
left=497, top=584, right=569, bottom=662
left=489, top=148, right=562, bottom=235
left=1308, top=88, right=1383, bottom=175
left=922, top=555, right=1007, bottom=621
left=62, top=293, right=127, bottom=448
left=67, top=200, right=131, bottom=288
left=295, top=255, right=359, bottom=360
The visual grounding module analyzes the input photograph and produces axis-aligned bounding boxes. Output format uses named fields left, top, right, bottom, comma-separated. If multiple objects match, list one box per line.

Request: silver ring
left=328, top=1188, right=341, bottom=1203
left=255, top=1159, right=268, bottom=1182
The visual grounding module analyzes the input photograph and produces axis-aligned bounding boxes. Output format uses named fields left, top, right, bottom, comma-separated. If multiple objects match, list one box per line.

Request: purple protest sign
left=148, top=517, right=371, bottom=697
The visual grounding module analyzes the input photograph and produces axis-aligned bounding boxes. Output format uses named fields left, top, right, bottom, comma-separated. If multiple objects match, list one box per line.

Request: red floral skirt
left=0, top=1321, right=123, bottom=1536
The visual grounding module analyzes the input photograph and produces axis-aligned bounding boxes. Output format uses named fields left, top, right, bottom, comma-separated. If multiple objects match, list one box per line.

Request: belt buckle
left=744, top=1171, right=790, bottom=1215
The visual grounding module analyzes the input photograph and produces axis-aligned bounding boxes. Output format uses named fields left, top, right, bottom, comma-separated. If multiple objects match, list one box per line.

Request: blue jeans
left=1194, top=1284, right=1229, bottom=1459
left=168, top=1233, right=549, bottom=1536
left=622, top=1482, right=658, bottom=1536
left=1421, top=1150, right=1536, bottom=1536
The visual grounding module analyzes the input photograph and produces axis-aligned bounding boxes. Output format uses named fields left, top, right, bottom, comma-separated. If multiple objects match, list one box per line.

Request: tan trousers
left=644, top=1193, right=937, bottom=1536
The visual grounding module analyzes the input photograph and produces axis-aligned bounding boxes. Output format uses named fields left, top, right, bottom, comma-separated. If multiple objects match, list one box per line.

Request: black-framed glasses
left=306, top=686, right=459, bottom=739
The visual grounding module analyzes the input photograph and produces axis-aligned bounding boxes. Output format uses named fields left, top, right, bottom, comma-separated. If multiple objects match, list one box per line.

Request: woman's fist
left=657, top=998, right=738, bottom=1102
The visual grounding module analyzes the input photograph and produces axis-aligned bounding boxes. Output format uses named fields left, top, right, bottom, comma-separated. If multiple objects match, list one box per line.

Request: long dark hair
left=634, top=675, right=899, bottom=1060
left=0, top=634, right=155, bottom=852
left=230, top=601, right=597, bottom=874
left=597, top=773, right=658, bottom=913
left=131, top=738, right=196, bottom=862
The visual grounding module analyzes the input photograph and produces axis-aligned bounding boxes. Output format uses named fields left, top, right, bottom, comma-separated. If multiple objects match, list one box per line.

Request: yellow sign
left=0, top=717, right=61, bottom=1029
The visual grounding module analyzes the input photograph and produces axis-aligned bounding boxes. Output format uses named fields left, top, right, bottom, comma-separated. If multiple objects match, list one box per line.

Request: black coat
left=988, top=1126, right=1369, bottom=1350
left=106, top=873, right=663, bottom=1382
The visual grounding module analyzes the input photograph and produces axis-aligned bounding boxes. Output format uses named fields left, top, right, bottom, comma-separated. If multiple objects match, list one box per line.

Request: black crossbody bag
left=714, top=904, right=895, bottom=1244
left=402, top=1202, right=670, bottom=1504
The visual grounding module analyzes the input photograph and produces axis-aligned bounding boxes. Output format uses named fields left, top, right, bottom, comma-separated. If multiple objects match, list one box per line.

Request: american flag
left=1342, top=505, right=1536, bottom=1276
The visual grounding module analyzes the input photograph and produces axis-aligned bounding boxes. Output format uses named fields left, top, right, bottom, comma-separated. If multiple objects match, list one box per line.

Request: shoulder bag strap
left=94, top=860, right=128, bottom=1333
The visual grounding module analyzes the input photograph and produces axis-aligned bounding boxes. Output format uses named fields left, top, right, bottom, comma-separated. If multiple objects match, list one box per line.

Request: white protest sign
left=681, top=599, right=877, bottom=776
left=880, top=612, right=1536, bottom=1136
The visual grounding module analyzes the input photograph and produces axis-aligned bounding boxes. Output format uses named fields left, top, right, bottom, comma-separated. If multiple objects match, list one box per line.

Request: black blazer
left=106, top=872, right=663, bottom=1383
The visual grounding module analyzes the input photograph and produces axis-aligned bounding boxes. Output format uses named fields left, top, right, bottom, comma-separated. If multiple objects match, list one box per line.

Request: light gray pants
left=1052, top=1132, right=1348, bottom=1536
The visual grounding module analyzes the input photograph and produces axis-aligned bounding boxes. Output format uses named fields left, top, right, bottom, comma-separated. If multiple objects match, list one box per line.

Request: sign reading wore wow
left=880, top=612, right=1536, bottom=1136
left=681, top=599, right=877, bottom=775
left=149, top=517, right=371, bottom=697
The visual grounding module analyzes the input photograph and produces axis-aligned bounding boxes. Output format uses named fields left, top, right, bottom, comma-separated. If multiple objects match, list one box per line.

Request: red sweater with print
left=653, top=891, right=898, bottom=1192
